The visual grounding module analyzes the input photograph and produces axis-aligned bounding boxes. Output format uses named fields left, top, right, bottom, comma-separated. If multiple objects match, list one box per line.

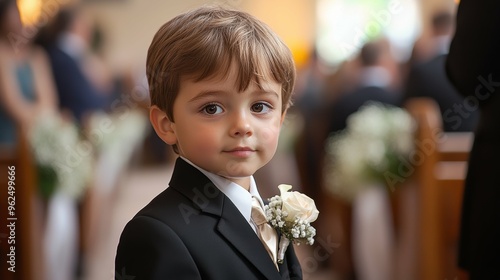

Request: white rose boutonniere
left=265, top=184, right=319, bottom=264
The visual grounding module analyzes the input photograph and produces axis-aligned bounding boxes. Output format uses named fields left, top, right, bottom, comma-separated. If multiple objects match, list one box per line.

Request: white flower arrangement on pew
left=324, top=102, right=416, bottom=201
left=29, top=112, right=93, bottom=200
left=265, top=184, right=319, bottom=264
left=29, top=109, right=148, bottom=200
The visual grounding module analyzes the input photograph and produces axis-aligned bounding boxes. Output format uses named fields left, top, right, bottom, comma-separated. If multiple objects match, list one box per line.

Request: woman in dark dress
left=446, top=0, right=500, bottom=278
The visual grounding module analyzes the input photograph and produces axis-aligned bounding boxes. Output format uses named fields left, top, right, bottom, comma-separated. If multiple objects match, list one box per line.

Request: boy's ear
left=149, top=105, right=177, bottom=145
left=280, top=109, right=288, bottom=126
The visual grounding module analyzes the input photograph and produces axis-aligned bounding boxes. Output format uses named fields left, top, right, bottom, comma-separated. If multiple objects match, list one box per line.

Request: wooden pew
left=0, top=130, right=45, bottom=280
left=404, top=97, right=471, bottom=280
left=319, top=97, right=471, bottom=280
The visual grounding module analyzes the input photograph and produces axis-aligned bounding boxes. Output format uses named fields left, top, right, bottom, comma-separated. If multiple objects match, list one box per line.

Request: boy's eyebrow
left=188, top=90, right=226, bottom=103
left=188, top=89, right=280, bottom=103
left=258, top=89, right=280, bottom=99
left=251, top=89, right=280, bottom=100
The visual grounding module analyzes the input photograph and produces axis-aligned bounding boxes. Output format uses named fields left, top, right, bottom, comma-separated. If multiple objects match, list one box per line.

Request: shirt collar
left=179, top=157, right=264, bottom=223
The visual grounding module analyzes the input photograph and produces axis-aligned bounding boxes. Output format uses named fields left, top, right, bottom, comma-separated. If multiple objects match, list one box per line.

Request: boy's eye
left=202, top=104, right=223, bottom=115
left=251, top=102, right=271, bottom=113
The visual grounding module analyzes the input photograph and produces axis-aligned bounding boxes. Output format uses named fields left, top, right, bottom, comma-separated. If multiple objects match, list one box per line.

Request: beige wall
left=83, top=0, right=212, bottom=73
left=81, top=0, right=316, bottom=75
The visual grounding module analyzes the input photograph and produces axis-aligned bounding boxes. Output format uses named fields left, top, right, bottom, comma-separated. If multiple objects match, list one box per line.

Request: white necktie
left=251, top=196, right=278, bottom=267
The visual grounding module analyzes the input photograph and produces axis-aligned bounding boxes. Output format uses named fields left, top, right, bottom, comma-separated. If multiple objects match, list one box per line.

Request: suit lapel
left=170, top=158, right=281, bottom=279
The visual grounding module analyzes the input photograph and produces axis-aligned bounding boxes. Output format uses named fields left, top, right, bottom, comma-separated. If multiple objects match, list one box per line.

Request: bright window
left=316, top=0, right=421, bottom=66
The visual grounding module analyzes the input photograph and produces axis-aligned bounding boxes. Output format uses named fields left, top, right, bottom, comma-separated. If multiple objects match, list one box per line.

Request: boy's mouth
left=223, top=147, right=255, bottom=157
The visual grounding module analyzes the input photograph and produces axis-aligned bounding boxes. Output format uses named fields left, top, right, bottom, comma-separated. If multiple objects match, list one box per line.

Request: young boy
left=115, top=5, right=302, bottom=280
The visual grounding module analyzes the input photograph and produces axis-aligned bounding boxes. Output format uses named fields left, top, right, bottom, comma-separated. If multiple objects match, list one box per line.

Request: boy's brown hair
left=146, top=5, right=296, bottom=122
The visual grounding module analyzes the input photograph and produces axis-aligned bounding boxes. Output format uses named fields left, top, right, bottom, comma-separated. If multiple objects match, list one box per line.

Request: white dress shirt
left=180, top=157, right=266, bottom=234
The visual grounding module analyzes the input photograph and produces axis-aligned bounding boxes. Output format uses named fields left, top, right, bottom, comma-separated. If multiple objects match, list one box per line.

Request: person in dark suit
left=115, top=6, right=303, bottom=279
left=405, top=11, right=478, bottom=132
left=327, top=39, right=401, bottom=134
left=446, top=0, right=500, bottom=278
left=37, top=6, right=113, bottom=124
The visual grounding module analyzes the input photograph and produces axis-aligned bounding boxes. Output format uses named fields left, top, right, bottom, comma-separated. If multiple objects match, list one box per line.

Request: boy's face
left=165, top=62, right=285, bottom=186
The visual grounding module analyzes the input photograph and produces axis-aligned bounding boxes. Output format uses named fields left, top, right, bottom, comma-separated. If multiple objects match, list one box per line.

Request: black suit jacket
left=446, top=0, right=500, bottom=278
left=115, top=158, right=302, bottom=280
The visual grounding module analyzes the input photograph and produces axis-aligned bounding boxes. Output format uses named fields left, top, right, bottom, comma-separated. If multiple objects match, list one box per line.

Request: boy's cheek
left=258, top=126, right=280, bottom=146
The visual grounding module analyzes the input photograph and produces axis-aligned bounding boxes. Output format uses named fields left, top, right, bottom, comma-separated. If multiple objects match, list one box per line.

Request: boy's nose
left=230, top=111, right=253, bottom=137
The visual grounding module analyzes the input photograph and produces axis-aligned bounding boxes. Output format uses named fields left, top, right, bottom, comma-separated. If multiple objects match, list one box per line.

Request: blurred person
left=0, top=0, right=57, bottom=145
left=446, top=0, right=500, bottom=278
left=326, top=38, right=401, bottom=134
left=36, top=5, right=114, bottom=124
left=404, top=11, right=478, bottom=132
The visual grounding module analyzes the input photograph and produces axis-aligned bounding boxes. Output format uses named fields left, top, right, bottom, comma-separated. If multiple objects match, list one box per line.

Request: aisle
left=83, top=164, right=173, bottom=280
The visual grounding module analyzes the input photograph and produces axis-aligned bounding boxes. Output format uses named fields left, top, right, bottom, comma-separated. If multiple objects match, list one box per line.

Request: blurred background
left=0, top=0, right=474, bottom=279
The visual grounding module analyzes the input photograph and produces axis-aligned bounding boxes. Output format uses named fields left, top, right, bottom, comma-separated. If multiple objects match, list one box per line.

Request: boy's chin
left=213, top=162, right=263, bottom=178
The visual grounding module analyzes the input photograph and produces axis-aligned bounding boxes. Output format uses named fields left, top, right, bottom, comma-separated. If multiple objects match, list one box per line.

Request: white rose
left=278, top=184, right=319, bottom=223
